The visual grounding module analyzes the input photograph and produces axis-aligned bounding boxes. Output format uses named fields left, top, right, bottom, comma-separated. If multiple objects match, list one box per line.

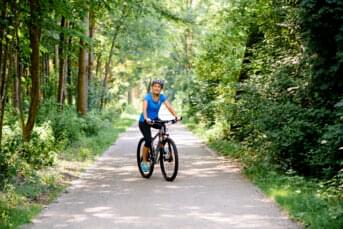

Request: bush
left=100, top=108, right=120, bottom=123
left=80, top=113, right=103, bottom=137
left=48, top=106, right=117, bottom=143
left=229, top=88, right=342, bottom=178
left=309, top=123, right=343, bottom=178
left=49, top=108, right=83, bottom=143
left=0, top=101, right=124, bottom=183
left=0, top=122, right=57, bottom=184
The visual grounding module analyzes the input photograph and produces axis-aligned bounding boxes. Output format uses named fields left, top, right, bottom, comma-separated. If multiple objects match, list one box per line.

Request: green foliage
left=49, top=109, right=83, bottom=143
left=0, top=110, right=135, bottom=229
left=299, top=0, right=343, bottom=106
left=37, top=101, right=123, bottom=145
left=0, top=123, right=57, bottom=184
left=180, top=0, right=342, bottom=178
left=0, top=170, right=64, bottom=229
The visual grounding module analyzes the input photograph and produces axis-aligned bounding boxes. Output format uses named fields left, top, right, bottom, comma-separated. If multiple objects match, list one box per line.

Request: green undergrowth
left=0, top=107, right=136, bottom=229
left=183, top=117, right=343, bottom=229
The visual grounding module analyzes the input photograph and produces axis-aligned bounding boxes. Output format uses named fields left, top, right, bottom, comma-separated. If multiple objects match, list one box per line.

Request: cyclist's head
left=151, top=79, right=164, bottom=89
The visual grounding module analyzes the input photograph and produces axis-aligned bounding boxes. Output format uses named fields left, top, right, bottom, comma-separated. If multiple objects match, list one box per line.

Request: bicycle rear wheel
left=160, top=138, right=178, bottom=181
left=137, top=138, right=155, bottom=178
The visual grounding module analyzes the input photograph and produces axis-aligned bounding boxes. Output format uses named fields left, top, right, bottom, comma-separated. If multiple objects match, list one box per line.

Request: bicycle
left=137, top=118, right=181, bottom=182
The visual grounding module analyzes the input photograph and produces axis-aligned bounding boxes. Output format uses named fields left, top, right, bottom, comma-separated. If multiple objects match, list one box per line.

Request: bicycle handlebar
left=148, top=117, right=182, bottom=125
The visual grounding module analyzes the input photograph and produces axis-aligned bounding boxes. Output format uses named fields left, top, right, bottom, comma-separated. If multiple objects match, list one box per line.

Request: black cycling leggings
left=139, top=121, right=161, bottom=147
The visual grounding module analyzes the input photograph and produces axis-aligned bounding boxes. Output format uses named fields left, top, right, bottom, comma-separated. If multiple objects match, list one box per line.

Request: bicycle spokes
left=160, top=139, right=178, bottom=181
left=137, top=139, right=155, bottom=178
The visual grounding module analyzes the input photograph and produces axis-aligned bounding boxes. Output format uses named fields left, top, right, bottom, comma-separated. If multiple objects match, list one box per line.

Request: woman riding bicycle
left=139, top=79, right=179, bottom=173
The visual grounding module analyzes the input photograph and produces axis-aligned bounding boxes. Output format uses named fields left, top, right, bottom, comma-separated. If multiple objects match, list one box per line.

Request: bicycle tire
left=137, top=138, right=155, bottom=178
left=160, top=138, right=178, bottom=182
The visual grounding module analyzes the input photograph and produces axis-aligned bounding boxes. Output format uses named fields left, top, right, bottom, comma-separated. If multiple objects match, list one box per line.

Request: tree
left=23, top=0, right=42, bottom=141
left=57, top=16, right=67, bottom=107
left=0, top=0, right=9, bottom=146
left=77, top=10, right=89, bottom=116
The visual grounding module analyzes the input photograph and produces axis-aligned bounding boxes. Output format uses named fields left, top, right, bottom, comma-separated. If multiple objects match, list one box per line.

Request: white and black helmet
left=152, top=79, right=164, bottom=89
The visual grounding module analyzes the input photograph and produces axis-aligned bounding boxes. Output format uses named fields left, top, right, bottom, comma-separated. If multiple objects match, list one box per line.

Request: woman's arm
left=143, top=100, right=149, bottom=121
left=164, top=100, right=178, bottom=118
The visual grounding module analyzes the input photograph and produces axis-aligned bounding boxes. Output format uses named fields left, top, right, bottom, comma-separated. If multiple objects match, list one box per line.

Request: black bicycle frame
left=149, top=124, right=168, bottom=163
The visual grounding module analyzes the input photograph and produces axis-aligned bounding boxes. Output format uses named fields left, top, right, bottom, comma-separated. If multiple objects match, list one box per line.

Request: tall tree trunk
left=77, top=11, right=89, bottom=115
left=42, top=53, right=49, bottom=98
left=95, top=53, right=101, bottom=78
left=0, top=1, right=9, bottom=146
left=57, top=16, right=66, bottom=106
left=87, top=10, right=95, bottom=111
left=66, top=35, right=73, bottom=105
left=0, top=1, right=7, bottom=78
left=128, top=87, right=132, bottom=105
left=54, top=45, right=58, bottom=74
left=13, top=45, right=19, bottom=110
left=0, top=39, right=9, bottom=146
left=185, top=0, right=193, bottom=70
left=99, top=4, right=128, bottom=110
left=45, top=53, right=49, bottom=78
left=99, top=23, right=121, bottom=110
left=88, top=9, right=95, bottom=82
left=15, top=41, right=24, bottom=130
left=23, top=0, right=41, bottom=142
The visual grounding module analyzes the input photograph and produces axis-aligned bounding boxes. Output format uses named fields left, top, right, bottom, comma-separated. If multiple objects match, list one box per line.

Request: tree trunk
left=15, top=41, right=24, bottom=130
left=57, top=16, right=66, bottom=106
left=87, top=10, right=95, bottom=111
left=99, top=4, right=128, bottom=110
left=0, top=1, right=9, bottom=146
left=23, top=0, right=41, bottom=142
left=13, top=46, right=19, bottom=110
left=88, top=9, right=95, bottom=82
left=0, top=39, right=9, bottom=146
left=0, top=1, right=7, bottom=78
left=66, top=35, right=73, bottom=105
left=77, top=11, right=89, bottom=116
left=185, top=0, right=193, bottom=70
left=45, top=53, right=49, bottom=78
left=100, top=23, right=121, bottom=110
left=95, top=53, right=101, bottom=78
left=128, top=87, right=132, bottom=105
left=41, top=53, right=49, bottom=98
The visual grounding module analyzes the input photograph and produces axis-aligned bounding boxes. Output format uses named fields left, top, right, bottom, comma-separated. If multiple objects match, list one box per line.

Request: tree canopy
left=0, top=0, right=342, bottom=227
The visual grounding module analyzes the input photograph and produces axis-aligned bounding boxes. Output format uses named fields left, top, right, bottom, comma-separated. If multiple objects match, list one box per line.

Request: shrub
left=50, top=109, right=83, bottom=143
left=0, top=122, right=57, bottom=183
left=80, top=113, right=102, bottom=137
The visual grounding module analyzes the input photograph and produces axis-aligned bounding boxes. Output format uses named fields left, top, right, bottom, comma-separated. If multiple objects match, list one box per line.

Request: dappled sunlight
left=84, top=206, right=112, bottom=213
left=269, top=189, right=290, bottom=198
left=119, top=135, right=141, bottom=141
left=181, top=167, right=223, bottom=178
left=92, top=212, right=117, bottom=219
left=65, top=214, right=87, bottom=223
left=25, top=123, right=298, bottom=229
left=121, top=177, right=141, bottom=182
left=191, top=160, right=218, bottom=166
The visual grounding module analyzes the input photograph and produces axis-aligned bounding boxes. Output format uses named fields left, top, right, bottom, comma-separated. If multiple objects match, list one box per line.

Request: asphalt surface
left=23, top=122, right=300, bottom=229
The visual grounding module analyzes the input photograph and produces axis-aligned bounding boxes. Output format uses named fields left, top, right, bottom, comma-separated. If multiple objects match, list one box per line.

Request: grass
left=183, top=117, right=343, bottom=229
left=0, top=111, right=136, bottom=229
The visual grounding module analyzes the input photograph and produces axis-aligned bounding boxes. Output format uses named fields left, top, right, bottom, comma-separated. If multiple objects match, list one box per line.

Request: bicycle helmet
left=151, top=79, right=164, bottom=89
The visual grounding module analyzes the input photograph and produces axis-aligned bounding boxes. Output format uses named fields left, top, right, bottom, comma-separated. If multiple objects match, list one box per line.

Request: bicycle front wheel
left=160, top=138, right=179, bottom=182
left=137, top=138, right=154, bottom=178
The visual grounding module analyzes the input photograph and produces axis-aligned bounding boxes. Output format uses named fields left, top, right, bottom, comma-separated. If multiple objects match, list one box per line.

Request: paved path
left=23, top=123, right=300, bottom=229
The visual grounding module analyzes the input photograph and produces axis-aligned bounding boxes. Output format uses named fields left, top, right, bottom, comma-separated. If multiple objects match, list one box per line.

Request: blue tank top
left=139, top=93, right=167, bottom=122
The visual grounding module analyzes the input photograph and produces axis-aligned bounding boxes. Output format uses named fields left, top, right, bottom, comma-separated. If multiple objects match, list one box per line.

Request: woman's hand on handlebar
left=175, top=116, right=182, bottom=122
left=145, top=118, right=152, bottom=125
